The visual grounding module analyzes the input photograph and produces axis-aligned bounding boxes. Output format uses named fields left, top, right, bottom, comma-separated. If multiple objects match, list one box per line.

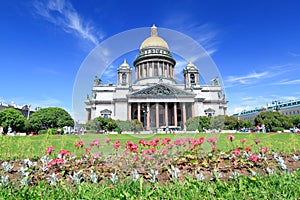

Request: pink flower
left=254, top=139, right=260, bottom=145
left=249, top=154, right=258, bottom=162
left=260, top=147, right=268, bottom=153
left=240, top=139, right=247, bottom=143
left=115, top=140, right=120, bottom=144
left=133, top=154, right=138, bottom=161
left=75, top=141, right=84, bottom=148
left=174, top=138, right=186, bottom=146
left=93, top=152, right=100, bottom=158
left=232, top=148, right=241, bottom=156
left=192, top=137, right=205, bottom=146
left=142, top=149, right=148, bottom=154
left=207, top=137, right=218, bottom=145
left=105, top=138, right=111, bottom=143
left=212, top=145, right=217, bottom=151
left=160, top=148, right=167, bottom=154
left=227, top=135, right=235, bottom=141
left=161, top=138, right=171, bottom=145
left=114, top=143, right=121, bottom=149
left=47, top=158, right=65, bottom=168
left=46, top=146, right=55, bottom=155
left=90, top=139, right=101, bottom=147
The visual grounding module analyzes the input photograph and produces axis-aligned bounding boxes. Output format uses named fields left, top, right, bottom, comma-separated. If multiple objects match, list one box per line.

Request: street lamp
left=26, top=105, right=31, bottom=120
left=142, top=104, right=149, bottom=130
left=272, top=100, right=281, bottom=112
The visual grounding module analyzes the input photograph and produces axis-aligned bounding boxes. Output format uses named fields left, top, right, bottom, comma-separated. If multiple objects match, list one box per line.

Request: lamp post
left=26, top=105, right=31, bottom=120
left=272, top=100, right=281, bottom=112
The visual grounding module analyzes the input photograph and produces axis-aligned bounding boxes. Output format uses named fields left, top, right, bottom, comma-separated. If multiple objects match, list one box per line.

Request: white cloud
left=288, top=51, right=300, bottom=57
left=33, top=0, right=103, bottom=45
left=273, top=79, right=300, bottom=85
left=162, top=17, right=218, bottom=56
left=226, top=71, right=269, bottom=84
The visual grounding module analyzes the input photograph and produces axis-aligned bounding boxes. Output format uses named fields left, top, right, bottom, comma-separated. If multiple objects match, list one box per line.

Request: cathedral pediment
left=129, top=83, right=195, bottom=98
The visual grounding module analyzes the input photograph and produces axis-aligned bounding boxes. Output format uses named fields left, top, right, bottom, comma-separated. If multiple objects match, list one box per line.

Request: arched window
left=122, top=73, right=127, bottom=84
left=190, top=73, right=195, bottom=84
left=154, top=63, right=158, bottom=76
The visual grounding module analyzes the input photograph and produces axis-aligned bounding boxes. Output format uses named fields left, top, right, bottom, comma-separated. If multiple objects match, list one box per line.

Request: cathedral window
left=122, top=73, right=127, bottom=84
left=154, top=63, right=158, bottom=76
left=190, top=73, right=195, bottom=84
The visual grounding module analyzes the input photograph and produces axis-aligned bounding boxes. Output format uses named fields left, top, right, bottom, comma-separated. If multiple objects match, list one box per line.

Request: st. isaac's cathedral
left=85, top=25, right=227, bottom=130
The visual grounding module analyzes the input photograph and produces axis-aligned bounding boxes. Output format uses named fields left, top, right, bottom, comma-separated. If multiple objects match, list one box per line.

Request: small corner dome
left=119, top=59, right=130, bottom=69
left=185, top=61, right=198, bottom=70
left=140, top=25, right=169, bottom=51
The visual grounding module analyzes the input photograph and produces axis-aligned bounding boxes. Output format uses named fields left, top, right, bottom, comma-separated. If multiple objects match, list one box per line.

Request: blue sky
left=1, top=0, right=300, bottom=121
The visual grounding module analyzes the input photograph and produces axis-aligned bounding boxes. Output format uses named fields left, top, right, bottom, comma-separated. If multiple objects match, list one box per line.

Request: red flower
left=105, top=138, right=111, bottom=143
left=125, top=141, right=138, bottom=152
left=232, top=148, right=241, bottom=156
left=115, top=140, right=120, bottom=144
left=58, top=149, right=72, bottom=157
left=249, top=154, right=258, bottom=162
left=149, top=148, right=156, bottom=153
left=46, top=146, right=55, bottom=155
left=245, top=147, right=252, bottom=152
left=254, top=139, right=260, bottom=145
left=240, top=139, right=247, bottom=143
left=260, top=147, right=268, bottom=153
left=75, top=141, right=84, bottom=148
left=207, top=137, right=218, bottom=145
left=227, top=135, right=235, bottom=141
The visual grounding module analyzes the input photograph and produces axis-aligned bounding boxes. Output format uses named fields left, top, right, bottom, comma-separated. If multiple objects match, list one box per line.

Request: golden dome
left=140, top=25, right=169, bottom=50
left=119, top=58, right=130, bottom=69
left=187, top=61, right=195, bottom=67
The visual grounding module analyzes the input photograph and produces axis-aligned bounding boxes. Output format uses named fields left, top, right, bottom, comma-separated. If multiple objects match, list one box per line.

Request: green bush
left=38, top=130, right=47, bottom=135
left=271, top=127, right=284, bottom=132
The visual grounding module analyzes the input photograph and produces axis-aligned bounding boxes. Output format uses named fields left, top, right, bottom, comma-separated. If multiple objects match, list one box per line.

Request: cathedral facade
left=85, top=25, right=227, bottom=130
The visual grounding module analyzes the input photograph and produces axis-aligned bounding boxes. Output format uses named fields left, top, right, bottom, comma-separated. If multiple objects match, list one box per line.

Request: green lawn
left=0, top=132, right=299, bottom=160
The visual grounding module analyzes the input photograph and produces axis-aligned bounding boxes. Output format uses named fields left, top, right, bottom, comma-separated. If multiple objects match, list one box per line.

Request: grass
left=0, top=132, right=299, bottom=160
left=0, top=132, right=299, bottom=199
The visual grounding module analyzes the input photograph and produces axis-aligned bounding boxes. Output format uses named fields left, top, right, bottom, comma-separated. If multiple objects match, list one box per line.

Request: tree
left=254, top=111, right=292, bottom=132
left=29, top=107, right=74, bottom=132
left=290, top=115, right=300, bottom=127
left=224, top=116, right=238, bottom=130
left=186, top=116, right=211, bottom=132
left=0, top=108, right=26, bottom=133
left=224, top=116, right=251, bottom=130
left=116, top=120, right=132, bottom=132
left=131, top=119, right=143, bottom=133
left=209, top=115, right=225, bottom=130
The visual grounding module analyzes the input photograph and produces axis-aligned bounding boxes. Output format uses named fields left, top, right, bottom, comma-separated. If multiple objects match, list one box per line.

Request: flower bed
left=0, top=136, right=299, bottom=187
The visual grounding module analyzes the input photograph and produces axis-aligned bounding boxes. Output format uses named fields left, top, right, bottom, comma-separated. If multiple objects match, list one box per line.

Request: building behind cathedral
left=85, top=25, right=227, bottom=130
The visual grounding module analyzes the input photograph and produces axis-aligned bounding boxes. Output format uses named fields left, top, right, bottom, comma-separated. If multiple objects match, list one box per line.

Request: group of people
left=0, top=125, right=14, bottom=136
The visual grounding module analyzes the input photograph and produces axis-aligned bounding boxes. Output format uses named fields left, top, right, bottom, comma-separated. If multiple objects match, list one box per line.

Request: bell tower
left=183, top=61, right=199, bottom=88
left=117, top=59, right=132, bottom=86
